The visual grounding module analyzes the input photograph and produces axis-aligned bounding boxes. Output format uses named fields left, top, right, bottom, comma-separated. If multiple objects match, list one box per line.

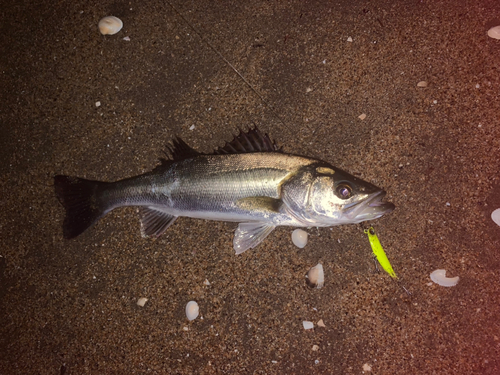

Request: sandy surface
left=1, top=0, right=500, bottom=373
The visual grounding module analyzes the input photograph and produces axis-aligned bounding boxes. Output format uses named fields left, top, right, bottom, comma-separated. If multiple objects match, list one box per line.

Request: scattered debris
left=185, top=301, right=199, bottom=320
left=98, top=16, right=123, bottom=35
left=303, top=321, right=314, bottom=330
left=292, top=229, right=308, bottom=248
left=430, top=269, right=459, bottom=287
left=137, top=297, right=148, bottom=307
left=306, top=264, right=324, bottom=289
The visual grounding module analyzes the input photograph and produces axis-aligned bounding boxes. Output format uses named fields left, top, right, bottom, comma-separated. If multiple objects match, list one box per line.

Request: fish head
left=285, top=164, right=395, bottom=226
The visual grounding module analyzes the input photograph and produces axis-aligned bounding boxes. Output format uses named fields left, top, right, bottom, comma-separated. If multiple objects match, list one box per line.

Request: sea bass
left=54, top=128, right=395, bottom=254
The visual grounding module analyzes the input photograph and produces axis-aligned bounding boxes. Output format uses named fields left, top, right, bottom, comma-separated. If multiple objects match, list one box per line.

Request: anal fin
left=138, top=207, right=177, bottom=238
left=233, top=222, right=276, bottom=254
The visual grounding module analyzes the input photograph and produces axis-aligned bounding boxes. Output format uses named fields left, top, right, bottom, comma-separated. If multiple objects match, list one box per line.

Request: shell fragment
left=430, top=269, right=459, bottom=287
left=185, top=301, right=200, bottom=320
left=98, top=16, right=123, bottom=35
left=303, top=321, right=314, bottom=330
left=292, top=229, right=308, bottom=248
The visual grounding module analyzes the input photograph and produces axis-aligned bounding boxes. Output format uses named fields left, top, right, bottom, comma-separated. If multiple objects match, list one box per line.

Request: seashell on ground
left=306, top=263, right=324, bottom=289
left=185, top=301, right=199, bottom=321
left=491, top=208, right=500, bottom=227
left=137, top=297, right=148, bottom=307
left=430, top=269, right=459, bottom=287
left=487, top=26, right=500, bottom=40
left=358, top=113, right=366, bottom=120
left=417, top=81, right=428, bottom=87
left=317, top=319, right=326, bottom=327
left=98, top=16, right=123, bottom=35
left=292, top=229, right=308, bottom=248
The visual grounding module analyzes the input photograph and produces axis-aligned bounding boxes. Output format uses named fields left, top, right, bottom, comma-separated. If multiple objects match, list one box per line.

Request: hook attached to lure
left=364, top=227, right=397, bottom=279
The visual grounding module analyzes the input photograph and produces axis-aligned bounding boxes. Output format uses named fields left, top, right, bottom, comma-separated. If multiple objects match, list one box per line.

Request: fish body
left=55, top=128, right=395, bottom=253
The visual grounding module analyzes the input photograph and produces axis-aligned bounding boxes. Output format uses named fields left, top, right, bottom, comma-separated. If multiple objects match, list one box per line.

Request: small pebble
left=487, top=25, right=500, bottom=40
left=95, top=101, right=101, bottom=107
left=303, top=321, right=314, bottom=330
left=136, top=297, right=148, bottom=307
left=312, top=345, right=319, bottom=351
left=363, top=363, right=372, bottom=372
left=203, top=279, right=211, bottom=286
left=347, top=36, right=353, bottom=42
left=491, top=208, right=500, bottom=227
left=417, top=81, right=428, bottom=87
left=123, top=36, right=130, bottom=41
left=430, top=269, right=459, bottom=287
left=317, top=319, right=326, bottom=327
left=358, top=113, right=367, bottom=120
left=292, top=229, right=308, bottom=248
left=189, top=124, right=196, bottom=131
left=185, top=301, right=199, bottom=321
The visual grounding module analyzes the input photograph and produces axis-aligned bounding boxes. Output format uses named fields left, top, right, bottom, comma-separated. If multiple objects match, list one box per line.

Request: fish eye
left=336, top=183, right=353, bottom=199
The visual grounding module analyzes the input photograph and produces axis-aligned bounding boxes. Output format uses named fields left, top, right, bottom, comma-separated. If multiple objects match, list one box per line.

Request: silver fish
left=54, top=128, right=395, bottom=253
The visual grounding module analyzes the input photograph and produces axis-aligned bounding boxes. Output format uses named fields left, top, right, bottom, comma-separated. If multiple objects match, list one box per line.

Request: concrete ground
left=1, top=0, right=500, bottom=373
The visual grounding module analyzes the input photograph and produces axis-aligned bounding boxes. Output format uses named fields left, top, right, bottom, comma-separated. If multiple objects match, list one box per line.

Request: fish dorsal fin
left=214, top=127, right=279, bottom=155
left=164, top=136, right=202, bottom=161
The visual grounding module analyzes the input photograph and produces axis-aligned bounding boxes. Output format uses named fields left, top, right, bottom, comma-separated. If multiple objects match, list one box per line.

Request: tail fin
left=54, top=175, right=109, bottom=239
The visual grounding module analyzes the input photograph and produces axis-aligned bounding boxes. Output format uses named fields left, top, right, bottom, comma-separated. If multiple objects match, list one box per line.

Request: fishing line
left=165, top=1, right=287, bottom=127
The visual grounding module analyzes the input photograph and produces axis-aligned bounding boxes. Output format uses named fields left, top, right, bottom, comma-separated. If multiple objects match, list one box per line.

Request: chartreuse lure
left=364, top=227, right=397, bottom=279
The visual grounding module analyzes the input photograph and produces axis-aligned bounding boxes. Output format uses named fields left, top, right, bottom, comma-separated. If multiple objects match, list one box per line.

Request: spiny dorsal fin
left=164, top=136, right=203, bottom=161
left=214, top=126, right=279, bottom=155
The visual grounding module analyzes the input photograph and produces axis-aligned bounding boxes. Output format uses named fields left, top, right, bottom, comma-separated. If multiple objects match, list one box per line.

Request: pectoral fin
left=138, top=207, right=177, bottom=237
left=233, top=222, right=276, bottom=254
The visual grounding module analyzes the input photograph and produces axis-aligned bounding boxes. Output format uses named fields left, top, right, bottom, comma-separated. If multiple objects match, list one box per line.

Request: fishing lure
left=364, top=227, right=397, bottom=279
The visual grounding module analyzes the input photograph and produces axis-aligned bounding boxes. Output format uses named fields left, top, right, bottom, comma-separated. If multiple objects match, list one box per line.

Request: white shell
left=430, top=269, right=459, bottom=287
left=306, top=263, right=324, bottom=289
left=487, top=26, right=500, bottom=40
left=347, top=36, right=353, bottom=42
left=491, top=208, right=500, bottom=227
left=292, top=229, right=308, bottom=248
left=98, top=16, right=123, bottom=35
left=302, top=321, right=314, bottom=330
left=136, top=297, right=148, bottom=307
left=185, top=301, right=199, bottom=321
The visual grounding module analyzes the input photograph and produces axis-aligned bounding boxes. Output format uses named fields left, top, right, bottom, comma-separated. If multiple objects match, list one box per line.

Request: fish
left=54, top=127, right=395, bottom=254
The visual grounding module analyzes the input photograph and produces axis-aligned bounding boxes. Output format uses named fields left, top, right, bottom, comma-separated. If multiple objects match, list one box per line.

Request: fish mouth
left=344, top=191, right=395, bottom=222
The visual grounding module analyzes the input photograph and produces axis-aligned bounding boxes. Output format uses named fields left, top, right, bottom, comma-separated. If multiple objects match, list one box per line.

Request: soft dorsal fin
left=164, top=136, right=203, bottom=161
left=214, top=127, right=279, bottom=155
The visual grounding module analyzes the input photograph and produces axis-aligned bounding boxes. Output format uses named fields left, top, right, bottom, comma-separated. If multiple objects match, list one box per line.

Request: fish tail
left=54, top=175, right=110, bottom=239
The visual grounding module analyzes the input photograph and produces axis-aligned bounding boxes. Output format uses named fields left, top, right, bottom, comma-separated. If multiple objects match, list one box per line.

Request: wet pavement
left=1, top=0, right=500, bottom=373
